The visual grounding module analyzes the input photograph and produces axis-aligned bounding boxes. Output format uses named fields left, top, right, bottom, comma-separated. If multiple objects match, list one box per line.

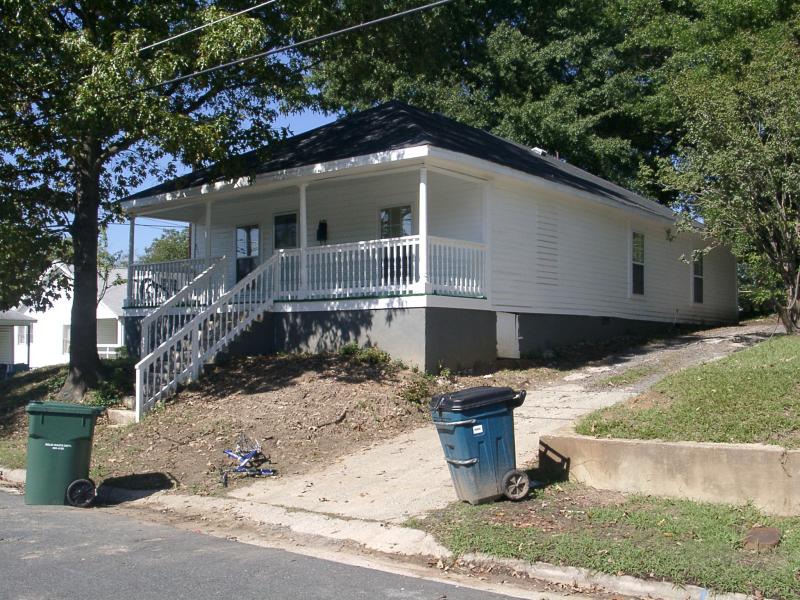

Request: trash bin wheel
left=501, top=469, right=530, bottom=501
left=66, top=478, right=96, bottom=508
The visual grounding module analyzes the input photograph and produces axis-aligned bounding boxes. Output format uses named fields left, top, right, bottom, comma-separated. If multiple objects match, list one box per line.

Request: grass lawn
left=576, top=335, right=800, bottom=446
left=418, top=482, right=800, bottom=599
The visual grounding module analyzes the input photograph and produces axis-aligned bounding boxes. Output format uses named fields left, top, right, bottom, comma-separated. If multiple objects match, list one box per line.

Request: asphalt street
left=0, top=492, right=517, bottom=600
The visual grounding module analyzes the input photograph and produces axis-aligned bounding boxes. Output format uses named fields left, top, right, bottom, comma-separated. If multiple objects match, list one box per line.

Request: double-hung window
left=62, top=325, right=70, bottom=355
left=631, top=232, right=645, bottom=296
left=17, top=325, right=32, bottom=344
left=693, top=255, right=704, bottom=303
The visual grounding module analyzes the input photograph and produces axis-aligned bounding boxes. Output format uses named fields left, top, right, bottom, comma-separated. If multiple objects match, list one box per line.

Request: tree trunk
left=60, top=154, right=104, bottom=400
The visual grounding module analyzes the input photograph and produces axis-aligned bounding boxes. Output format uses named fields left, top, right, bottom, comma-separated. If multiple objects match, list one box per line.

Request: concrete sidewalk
left=227, top=382, right=630, bottom=523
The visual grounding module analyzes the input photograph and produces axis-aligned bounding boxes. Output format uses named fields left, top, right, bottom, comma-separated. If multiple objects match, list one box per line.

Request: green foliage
left=658, top=20, right=800, bottom=331
left=424, top=484, right=800, bottom=598
left=140, top=229, right=190, bottom=263
left=577, top=336, right=800, bottom=446
left=338, top=342, right=393, bottom=368
left=399, top=374, right=436, bottom=405
left=0, top=1, right=313, bottom=384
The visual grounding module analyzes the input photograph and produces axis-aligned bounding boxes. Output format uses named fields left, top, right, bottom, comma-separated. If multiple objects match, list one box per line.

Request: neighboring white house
left=0, top=309, right=36, bottom=377
left=14, top=267, right=127, bottom=368
left=120, top=101, right=738, bottom=420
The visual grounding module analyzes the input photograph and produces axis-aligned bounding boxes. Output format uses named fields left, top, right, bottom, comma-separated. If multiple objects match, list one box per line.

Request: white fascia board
left=121, top=146, right=431, bottom=214
left=426, top=146, right=679, bottom=226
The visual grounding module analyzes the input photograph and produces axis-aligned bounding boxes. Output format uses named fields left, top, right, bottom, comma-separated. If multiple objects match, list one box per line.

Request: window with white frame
left=631, top=232, right=645, bottom=295
left=62, top=325, right=70, bottom=355
left=693, top=254, right=704, bottom=303
left=379, top=205, right=412, bottom=239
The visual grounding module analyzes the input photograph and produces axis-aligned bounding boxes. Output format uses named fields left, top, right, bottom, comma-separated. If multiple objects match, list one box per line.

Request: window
left=380, top=205, right=412, bottom=239
left=631, top=232, right=644, bottom=295
left=17, top=325, right=32, bottom=344
left=693, top=254, right=704, bottom=303
left=62, top=325, right=70, bottom=355
left=273, top=214, right=297, bottom=250
left=236, top=225, right=260, bottom=258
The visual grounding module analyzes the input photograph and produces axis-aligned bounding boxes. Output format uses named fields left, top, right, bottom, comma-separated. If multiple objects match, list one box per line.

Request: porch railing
left=127, top=257, right=217, bottom=308
left=428, top=236, right=486, bottom=297
left=126, top=236, right=486, bottom=311
left=140, top=256, right=227, bottom=356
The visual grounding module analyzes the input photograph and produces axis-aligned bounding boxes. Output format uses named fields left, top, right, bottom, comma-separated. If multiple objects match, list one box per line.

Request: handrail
left=140, top=256, right=227, bottom=356
left=127, top=257, right=216, bottom=308
left=135, top=253, right=279, bottom=421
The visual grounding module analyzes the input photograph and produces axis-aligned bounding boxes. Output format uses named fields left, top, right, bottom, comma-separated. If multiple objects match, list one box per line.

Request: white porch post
left=482, top=181, right=492, bottom=301
left=125, top=215, right=135, bottom=306
left=418, top=167, right=429, bottom=293
left=299, top=184, right=308, bottom=294
left=204, top=201, right=212, bottom=259
left=26, top=324, right=31, bottom=368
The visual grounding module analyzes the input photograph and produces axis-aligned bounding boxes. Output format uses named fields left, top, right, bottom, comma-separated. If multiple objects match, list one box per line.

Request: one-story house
left=121, top=101, right=737, bottom=420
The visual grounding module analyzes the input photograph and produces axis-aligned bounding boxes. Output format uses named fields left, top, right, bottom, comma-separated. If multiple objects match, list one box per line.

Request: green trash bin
left=25, top=402, right=103, bottom=507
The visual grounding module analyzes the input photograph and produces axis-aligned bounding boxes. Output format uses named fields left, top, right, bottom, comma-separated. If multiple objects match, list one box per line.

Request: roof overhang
left=121, top=143, right=679, bottom=226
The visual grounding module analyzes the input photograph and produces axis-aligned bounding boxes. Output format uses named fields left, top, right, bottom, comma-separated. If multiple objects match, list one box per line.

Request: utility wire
left=130, top=0, right=455, bottom=94
left=138, top=0, right=280, bottom=53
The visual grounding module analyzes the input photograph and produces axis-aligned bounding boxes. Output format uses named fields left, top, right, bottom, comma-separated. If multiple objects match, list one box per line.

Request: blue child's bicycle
left=220, top=433, right=276, bottom=487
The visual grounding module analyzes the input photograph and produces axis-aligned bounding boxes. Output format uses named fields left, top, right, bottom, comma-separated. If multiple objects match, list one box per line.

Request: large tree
left=0, top=1, right=310, bottom=397
left=140, top=229, right=190, bottom=264
left=661, top=27, right=800, bottom=332
left=300, top=0, right=797, bottom=201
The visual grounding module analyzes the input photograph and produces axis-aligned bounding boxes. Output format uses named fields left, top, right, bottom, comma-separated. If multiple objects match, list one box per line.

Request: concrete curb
left=461, top=553, right=762, bottom=600
left=0, top=467, right=25, bottom=484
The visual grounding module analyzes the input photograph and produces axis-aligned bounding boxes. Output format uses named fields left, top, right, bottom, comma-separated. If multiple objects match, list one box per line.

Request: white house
left=121, top=101, right=738, bottom=420
left=13, top=267, right=128, bottom=368
left=0, top=309, right=36, bottom=377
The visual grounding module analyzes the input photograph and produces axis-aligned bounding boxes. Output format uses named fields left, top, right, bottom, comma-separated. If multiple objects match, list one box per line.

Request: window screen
left=236, top=225, right=260, bottom=258
left=693, top=255, right=704, bottom=303
left=273, top=214, right=297, bottom=250
left=631, top=232, right=644, bottom=295
left=380, top=206, right=412, bottom=239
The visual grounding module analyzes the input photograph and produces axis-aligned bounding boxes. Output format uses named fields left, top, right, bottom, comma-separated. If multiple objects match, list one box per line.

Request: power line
left=138, top=0, right=280, bottom=53
left=135, top=0, right=455, bottom=94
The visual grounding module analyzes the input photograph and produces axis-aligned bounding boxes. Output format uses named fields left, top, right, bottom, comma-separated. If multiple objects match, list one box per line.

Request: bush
left=400, top=374, right=436, bottom=405
left=338, top=342, right=360, bottom=358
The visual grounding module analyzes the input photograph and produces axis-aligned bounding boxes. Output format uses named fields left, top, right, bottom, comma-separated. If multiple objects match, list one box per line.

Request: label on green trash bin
left=44, top=443, right=72, bottom=451
left=472, top=424, right=484, bottom=435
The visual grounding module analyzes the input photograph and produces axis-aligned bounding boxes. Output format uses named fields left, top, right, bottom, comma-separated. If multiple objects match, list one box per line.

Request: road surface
left=0, top=492, right=518, bottom=600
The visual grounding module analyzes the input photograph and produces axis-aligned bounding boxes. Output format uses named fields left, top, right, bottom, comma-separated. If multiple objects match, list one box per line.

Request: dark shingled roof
left=125, top=101, right=674, bottom=219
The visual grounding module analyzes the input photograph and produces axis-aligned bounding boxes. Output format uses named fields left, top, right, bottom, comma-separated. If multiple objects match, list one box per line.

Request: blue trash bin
left=430, top=386, right=529, bottom=504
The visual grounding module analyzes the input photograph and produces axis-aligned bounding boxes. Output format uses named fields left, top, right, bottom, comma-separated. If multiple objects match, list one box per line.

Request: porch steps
left=134, top=255, right=279, bottom=421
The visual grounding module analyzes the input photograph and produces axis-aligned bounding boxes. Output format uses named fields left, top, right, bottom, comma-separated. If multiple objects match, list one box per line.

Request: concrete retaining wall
left=539, top=428, right=800, bottom=516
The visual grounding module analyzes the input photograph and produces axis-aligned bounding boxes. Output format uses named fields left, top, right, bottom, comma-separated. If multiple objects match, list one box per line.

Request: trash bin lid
left=26, top=401, right=104, bottom=416
left=430, top=386, right=522, bottom=412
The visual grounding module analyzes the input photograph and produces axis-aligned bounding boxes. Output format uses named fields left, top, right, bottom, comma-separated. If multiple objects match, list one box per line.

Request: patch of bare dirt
left=88, top=353, right=558, bottom=495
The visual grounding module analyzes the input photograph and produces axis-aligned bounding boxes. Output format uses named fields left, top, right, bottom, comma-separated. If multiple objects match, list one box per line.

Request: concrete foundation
left=517, top=313, right=676, bottom=355
left=540, top=428, right=800, bottom=516
left=226, top=306, right=497, bottom=372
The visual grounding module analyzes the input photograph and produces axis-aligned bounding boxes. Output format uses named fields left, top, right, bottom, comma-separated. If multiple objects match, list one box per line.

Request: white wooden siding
left=490, top=179, right=737, bottom=324
left=0, top=326, right=12, bottom=364
left=193, top=170, right=486, bottom=288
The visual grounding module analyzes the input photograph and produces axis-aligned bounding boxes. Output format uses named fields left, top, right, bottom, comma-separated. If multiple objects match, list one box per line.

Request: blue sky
left=106, top=108, right=336, bottom=257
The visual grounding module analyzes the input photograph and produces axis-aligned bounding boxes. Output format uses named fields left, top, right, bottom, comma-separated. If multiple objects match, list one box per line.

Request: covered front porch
left=123, top=165, right=489, bottom=312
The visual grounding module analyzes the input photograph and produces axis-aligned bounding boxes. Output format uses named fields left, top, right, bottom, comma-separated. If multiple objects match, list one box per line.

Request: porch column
left=299, top=184, right=308, bottom=294
left=418, top=166, right=429, bottom=292
left=26, top=324, right=31, bottom=368
left=204, top=201, right=212, bottom=259
left=125, top=215, right=135, bottom=306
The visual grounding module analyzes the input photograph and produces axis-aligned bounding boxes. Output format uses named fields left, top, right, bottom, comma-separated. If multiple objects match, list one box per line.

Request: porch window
left=62, top=325, right=70, bottom=355
left=693, top=255, right=704, bottom=303
left=380, top=205, right=412, bottom=239
left=236, top=225, right=260, bottom=258
left=631, top=232, right=644, bottom=295
left=274, top=214, right=297, bottom=249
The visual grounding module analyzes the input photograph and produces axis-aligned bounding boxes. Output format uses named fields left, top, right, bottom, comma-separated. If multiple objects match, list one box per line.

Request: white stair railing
left=140, top=256, right=227, bottom=357
left=134, top=254, right=278, bottom=421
